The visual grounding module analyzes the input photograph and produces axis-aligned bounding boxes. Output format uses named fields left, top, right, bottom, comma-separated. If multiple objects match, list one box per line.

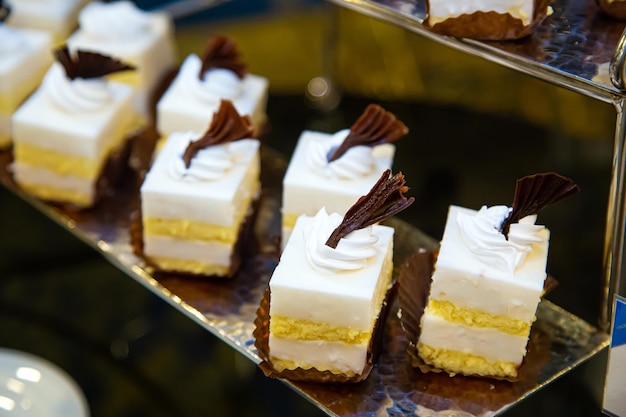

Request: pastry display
left=255, top=169, right=414, bottom=382
left=4, top=0, right=89, bottom=43
left=281, top=104, right=408, bottom=245
left=414, top=173, right=579, bottom=378
left=597, top=0, right=626, bottom=19
left=0, top=3, right=53, bottom=148
left=12, top=46, right=136, bottom=209
left=66, top=0, right=176, bottom=121
left=156, top=34, right=269, bottom=138
left=425, top=0, right=552, bottom=40
left=139, top=100, right=259, bottom=278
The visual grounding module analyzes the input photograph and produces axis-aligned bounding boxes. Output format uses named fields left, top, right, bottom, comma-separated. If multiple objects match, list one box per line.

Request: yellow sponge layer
left=18, top=182, right=92, bottom=207
left=15, top=142, right=106, bottom=179
left=148, top=256, right=230, bottom=277
left=270, top=316, right=372, bottom=344
left=282, top=213, right=299, bottom=229
left=418, top=342, right=518, bottom=378
left=143, top=218, right=240, bottom=244
left=427, top=300, right=531, bottom=336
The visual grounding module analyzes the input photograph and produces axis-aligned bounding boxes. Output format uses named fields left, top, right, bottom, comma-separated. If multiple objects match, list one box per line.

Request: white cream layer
left=428, top=205, right=549, bottom=322
left=5, top=0, right=89, bottom=42
left=0, top=26, right=52, bottom=95
left=282, top=131, right=395, bottom=238
left=269, top=214, right=394, bottom=332
left=12, top=65, right=135, bottom=159
left=66, top=4, right=175, bottom=117
left=140, top=133, right=260, bottom=228
left=156, top=54, right=269, bottom=136
left=419, top=313, right=528, bottom=364
left=268, top=334, right=368, bottom=375
left=143, top=235, right=232, bottom=267
left=428, top=0, right=534, bottom=26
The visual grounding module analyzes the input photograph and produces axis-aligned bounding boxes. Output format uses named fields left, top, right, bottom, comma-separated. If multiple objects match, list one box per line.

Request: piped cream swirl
left=79, top=1, right=150, bottom=40
left=457, top=205, right=544, bottom=274
left=306, top=129, right=376, bottom=180
left=0, top=25, right=27, bottom=54
left=167, top=133, right=254, bottom=181
left=303, top=208, right=378, bottom=273
left=180, top=54, right=243, bottom=104
left=45, top=64, right=113, bottom=113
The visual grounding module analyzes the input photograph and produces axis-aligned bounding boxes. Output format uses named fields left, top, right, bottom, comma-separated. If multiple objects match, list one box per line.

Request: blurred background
left=0, top=0, right=618, bottom=415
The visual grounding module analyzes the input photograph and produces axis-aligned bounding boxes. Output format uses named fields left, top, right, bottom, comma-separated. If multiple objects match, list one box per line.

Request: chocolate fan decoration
left=0, top=0, right=10, bottom=22
left=182, top=99, right=255, bottom=168
left=327, top=104, right=409, bottom=162
left=54, top=45, right=136, bottom=80
left=500, top=172, right=580, bottom=238
left=325, top=169, right=414, bottom=248
left=198, top=35, right=247, bottom=81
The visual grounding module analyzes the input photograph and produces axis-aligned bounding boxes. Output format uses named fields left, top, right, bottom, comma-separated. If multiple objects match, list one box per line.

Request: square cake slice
left=0, top=23, right=52, bottom=148
left=140, top=100, right=260, bottom=278
left=416, top=173, right=579, bottom=378
left=66, top=1, right=176, bottom=120
left=259, top=170, right=414, bottom=381
left=157, top=35, right=269, bottom=138
left=12, top=47, right=136, bottom=209
left=281, top=104, right=408, bottom=246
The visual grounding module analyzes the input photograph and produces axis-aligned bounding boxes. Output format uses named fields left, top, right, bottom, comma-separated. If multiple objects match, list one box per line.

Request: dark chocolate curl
left=199, top=35, right=247, bottom=80
left=54, top=46, right=135, bottom=80
left=182, top=99, right=255, bottom=168
left=0, top=0, right=11, bottom=22
left=325, top=169, right=414, bottom=248
left=501, top=172, right=580, bottom=238
left=327, top=104, right=408, bottom=162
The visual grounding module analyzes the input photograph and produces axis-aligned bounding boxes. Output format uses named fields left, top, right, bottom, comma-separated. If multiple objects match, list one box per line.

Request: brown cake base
left=425, top=0, right=552, bottom=40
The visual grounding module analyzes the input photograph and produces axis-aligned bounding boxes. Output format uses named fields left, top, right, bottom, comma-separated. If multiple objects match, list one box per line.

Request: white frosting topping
left=306, top=129, right=376, bottom=180
left=0, top=24, right=27, bottom=54
left=179, top=54, right=243, bottom=105
left=167, top=133, right=251, bottom=181
left=79, top=1, right=151, bottom=40
left=45, top=64, right=114, bottom=113
left=303, top=208, right=378, bottom=273
left=457, top=205, right=544, bottom=274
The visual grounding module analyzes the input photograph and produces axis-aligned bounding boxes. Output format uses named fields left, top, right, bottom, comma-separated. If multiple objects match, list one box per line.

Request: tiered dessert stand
left=1, top=0, right=622, bottom=415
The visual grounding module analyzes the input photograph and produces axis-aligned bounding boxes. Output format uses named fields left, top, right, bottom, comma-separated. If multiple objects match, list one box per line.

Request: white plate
left=0, top=348, right=89, bottom=417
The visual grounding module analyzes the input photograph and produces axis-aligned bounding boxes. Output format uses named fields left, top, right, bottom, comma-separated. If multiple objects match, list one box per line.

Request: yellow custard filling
left=143, top=218, right=240, bottom=244
left=418, top=342, right=518, bottom=378
left=426, top=300, right=531, bottom=336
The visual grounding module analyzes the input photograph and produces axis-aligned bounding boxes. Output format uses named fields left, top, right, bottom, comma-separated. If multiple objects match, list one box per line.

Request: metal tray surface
left=0, top=145, right=609, bottom=416
left=327, top=0, right=626, bottom=103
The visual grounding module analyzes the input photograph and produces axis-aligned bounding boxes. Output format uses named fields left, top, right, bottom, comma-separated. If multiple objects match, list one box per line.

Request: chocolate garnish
left=501, top=172, right=579, bottom=238
left=325, top=169, right=414, bottom=248
left=327, top=104, right=408, bottom=162
left=198, top=35, right=247, bottom=81
left=0, top=0, right=11, bottom=22
left=182, top=99, right=255, bottom=168
left=54, top=45, right=135, bottom=80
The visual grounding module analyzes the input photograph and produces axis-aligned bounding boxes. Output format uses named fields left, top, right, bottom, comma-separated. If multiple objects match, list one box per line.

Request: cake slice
left=0, top=4, right=53, bottom=148
left=416, top=173, right=579, bottom=378
left=156, top=34, right=269, bottom=138
left=140, top=100, right=260, bottom=278
left=256, top=169, right=414, bottom=382
left=12, top=46, right=136, bottom=209
left=425, top=0, right=552, bottom=40
left=66, top=0, right=176, bottom=121
left=282, top=104, right=408, bottom=245
left=4, top=0, right=89, bottom=43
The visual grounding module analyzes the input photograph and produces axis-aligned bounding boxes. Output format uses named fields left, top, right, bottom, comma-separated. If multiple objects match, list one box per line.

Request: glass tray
left=0, top=145, right=609, bottom=417
left=326, top=0, right=626, bottom=102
